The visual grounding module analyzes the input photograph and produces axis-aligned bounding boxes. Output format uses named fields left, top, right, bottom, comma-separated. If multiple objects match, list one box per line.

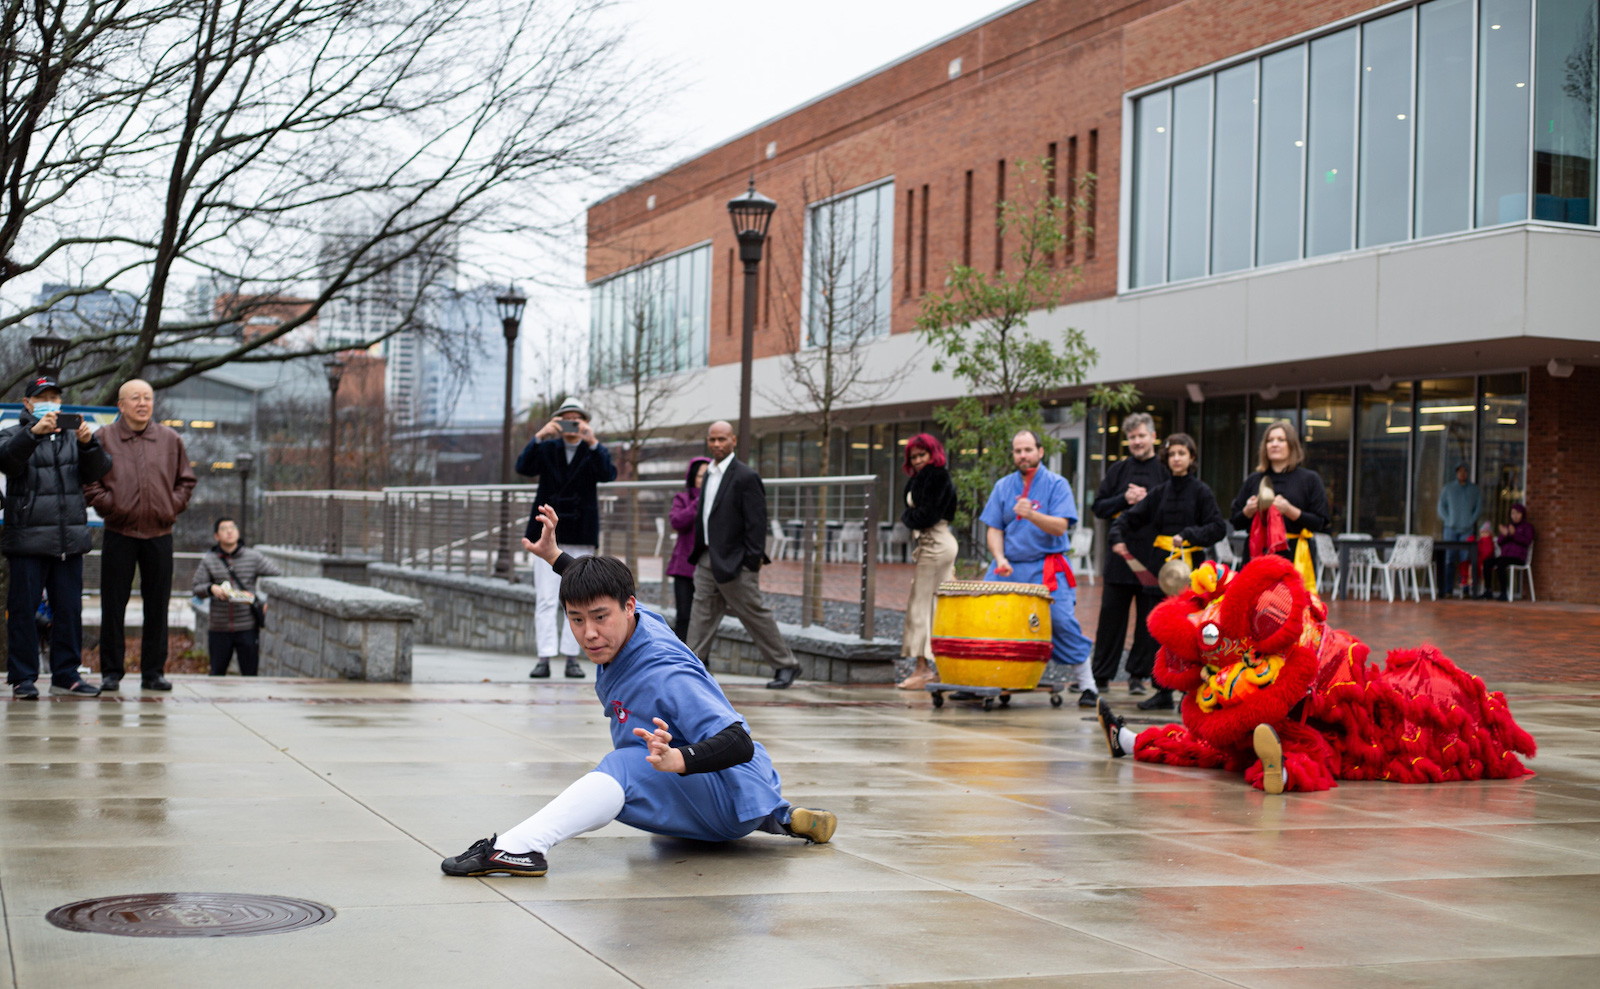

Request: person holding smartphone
left=515, top=398, right=616, bottom=679
left=2, top=375, right=112, bottom=699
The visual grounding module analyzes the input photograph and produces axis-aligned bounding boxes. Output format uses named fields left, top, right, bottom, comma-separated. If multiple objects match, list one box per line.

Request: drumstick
left=1113, top=545, right=1160, bottom=588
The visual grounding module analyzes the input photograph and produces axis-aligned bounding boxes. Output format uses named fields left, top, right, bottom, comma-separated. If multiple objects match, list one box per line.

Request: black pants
left=1090, top=581, right=1158, bottom=686
left=1482, top=556, right=1522, bottom=594
left=100, top=531, right=174, bottom=680
left=209, top=628, right=260, bottom=676
left=5, top=554, right=84, bottom=687
left=673, top=575, right=695, bottom=642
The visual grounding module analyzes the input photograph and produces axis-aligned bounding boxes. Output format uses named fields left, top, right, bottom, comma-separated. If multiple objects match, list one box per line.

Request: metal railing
left=262, top=475, right=884, bottom=639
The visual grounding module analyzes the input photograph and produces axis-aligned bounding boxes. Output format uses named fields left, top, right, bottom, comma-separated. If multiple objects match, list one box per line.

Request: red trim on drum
left=930, top=637, right=1053, bottom=663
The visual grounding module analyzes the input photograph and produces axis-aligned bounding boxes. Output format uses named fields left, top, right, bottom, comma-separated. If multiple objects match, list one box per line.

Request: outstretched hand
left=633, top=717, right=686, bottom=774
left=521, top=504, right=561, bottom=563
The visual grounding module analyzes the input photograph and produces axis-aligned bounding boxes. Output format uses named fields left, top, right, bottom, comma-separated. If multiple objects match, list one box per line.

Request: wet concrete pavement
left=2, top=660, right=1598, bottom=988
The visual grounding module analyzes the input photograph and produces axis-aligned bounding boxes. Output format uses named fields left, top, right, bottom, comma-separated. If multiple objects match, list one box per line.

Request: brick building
left=586, top=0, right=1600, bottom=604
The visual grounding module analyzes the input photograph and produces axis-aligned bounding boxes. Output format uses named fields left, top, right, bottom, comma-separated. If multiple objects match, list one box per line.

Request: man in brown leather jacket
left=83, top=379, right=196, bottom=691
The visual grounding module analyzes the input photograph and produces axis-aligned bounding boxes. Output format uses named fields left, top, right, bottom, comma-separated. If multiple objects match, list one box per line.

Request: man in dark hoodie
left=1, top=375, right=112, bottom=698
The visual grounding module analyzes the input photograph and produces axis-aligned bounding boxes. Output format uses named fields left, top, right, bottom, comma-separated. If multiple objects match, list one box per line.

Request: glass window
left=1301, top=388, right=1353, bottom=533
left=1168, top=78, right=1212, bottom=281
left=1477, top=0, right=1533, bottom=225
left=1355, top=383, right=1412, bottom=537
left=806, top=180, right=894, bottom=347
left=1211, top=63, right=1258, bottom=273
left=1359, top=10, right=1415, bottom=247
left=1306, top=29, right=1359, bottom=257
left=1132, top=91, right=1172, bottom=286
left=1478, top=372, right=1527, bottom=526
left=1412, top=377, right=1477, bottom=535
left=1534, top=0, right=1598, bottom=225
left=1416, top=0, right=1476, bottom=236
left=1199, top=395, right=1249, bottom=508
left=587, top=244, right=712, bottom=387
left=1258, top=46, right=1307, bottom=265
left=1250, top=397, right=1300, bottom=458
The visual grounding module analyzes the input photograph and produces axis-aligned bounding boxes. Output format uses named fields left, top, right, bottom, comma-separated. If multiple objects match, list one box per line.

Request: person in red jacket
left=666, top=457, right=711, bottom=641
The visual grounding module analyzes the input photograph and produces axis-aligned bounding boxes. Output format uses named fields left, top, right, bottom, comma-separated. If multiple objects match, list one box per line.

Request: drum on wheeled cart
left=926, top=580, right=1065, bottom=710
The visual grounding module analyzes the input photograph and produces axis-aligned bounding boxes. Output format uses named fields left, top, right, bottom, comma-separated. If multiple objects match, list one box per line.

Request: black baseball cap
left=24, top=375, right=60, bottom=398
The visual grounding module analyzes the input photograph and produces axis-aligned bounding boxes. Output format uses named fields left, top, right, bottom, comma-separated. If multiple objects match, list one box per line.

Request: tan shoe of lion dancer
left=1254, top=723, right=1286, bottom=795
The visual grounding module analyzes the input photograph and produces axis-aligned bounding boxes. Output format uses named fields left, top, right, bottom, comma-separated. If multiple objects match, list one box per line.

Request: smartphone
left=55, top=412, right=83, bottom=431
left=559, top=419, right=580, bottom=434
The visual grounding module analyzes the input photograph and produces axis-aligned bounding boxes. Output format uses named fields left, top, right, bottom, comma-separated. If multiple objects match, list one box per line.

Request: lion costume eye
left=1200, top=622, right=1221, bottom=648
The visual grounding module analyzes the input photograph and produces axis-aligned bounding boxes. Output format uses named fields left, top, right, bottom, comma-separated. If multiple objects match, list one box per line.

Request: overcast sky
left=607, top=0, right=1020, bottom=164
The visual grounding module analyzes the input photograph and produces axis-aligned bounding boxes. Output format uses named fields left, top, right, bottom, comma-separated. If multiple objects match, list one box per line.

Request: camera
left=55, top=412, right=83, bottom=431
left=559, top=419, right=580, bottom=434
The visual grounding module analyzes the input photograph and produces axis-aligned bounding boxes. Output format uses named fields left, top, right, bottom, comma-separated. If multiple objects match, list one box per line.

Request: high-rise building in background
left=31, top=284, right=142, bottom=334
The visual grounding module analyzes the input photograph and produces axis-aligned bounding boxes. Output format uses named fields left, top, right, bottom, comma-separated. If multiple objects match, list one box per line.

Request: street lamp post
left=493, top=286, right=527, bottom=582
left=235, top=452, right=255, bottom=544
left=726, top=179, right=777, bottom=454
left=28, top=332, right=71, bottom=378
left=323, top=356, right=346, bottom=555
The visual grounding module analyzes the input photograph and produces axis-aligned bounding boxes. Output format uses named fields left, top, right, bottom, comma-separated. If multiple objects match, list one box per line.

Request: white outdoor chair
left=1070, top=526, right=1096, bottom=585
left=880, top=522, right=912, bottom=563
left=1507, top=541, right=1536, bottom=602
left=766, top=520, right=791, bottom=562
left=831, top=521, right=865, bottom=563
left=653, top=516, right=671, bottom=558
left=1211, top=536, right=1237, bottom=569
left=1313, top=532, right=1340, bottom=592
left=1366, top=535, right=1435, bottom=602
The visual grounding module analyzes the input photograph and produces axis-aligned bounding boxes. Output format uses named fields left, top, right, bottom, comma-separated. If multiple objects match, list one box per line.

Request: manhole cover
left=46, top=893, right=333, bottom=938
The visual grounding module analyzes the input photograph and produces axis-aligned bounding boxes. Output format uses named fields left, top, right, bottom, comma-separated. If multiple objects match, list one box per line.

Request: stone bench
left=257, top=577, right=425, bottom=681
left=661, top=607, right=899, bottom=684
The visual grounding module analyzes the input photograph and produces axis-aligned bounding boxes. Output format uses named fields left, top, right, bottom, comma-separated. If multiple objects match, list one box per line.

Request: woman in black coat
left=1229, top=419, right=1331, bottom=571
left=897, top=434, right=959, bottom=690
left=1109, top=433, right=1226, bottom=708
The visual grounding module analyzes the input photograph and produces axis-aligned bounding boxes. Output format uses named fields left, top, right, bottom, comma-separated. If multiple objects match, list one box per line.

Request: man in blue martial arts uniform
left=979, top=429, right=1095, bottom=703
left=442, top=505, right=837, bottom=878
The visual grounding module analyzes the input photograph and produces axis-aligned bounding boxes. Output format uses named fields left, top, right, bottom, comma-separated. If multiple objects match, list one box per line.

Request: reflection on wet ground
left=1, top=673, right=1597, bottom=988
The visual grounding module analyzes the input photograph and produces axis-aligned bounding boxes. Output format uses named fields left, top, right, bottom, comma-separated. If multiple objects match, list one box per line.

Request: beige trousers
left=902, top=520, right=958, bottom=661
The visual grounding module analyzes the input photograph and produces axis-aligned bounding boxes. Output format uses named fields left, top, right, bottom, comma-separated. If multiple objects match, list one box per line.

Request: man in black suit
left=685, top=420, right=800, bottom=689
left=516, top=398, right=616, bottom=679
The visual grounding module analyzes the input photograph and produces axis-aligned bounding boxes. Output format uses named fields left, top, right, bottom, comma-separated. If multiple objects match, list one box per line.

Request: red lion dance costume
left=1122, top=554, right=1535, bottom=792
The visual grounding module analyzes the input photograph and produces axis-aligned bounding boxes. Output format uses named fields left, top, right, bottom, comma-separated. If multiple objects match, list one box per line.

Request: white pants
left=532, top=543, right=593, bottom=658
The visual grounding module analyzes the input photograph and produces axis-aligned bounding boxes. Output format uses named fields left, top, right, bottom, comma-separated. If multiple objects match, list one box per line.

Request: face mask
left=32, top=402, right=60, bottom=415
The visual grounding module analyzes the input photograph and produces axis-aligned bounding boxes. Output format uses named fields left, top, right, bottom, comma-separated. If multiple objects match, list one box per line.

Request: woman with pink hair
left=898, top=434, right=959, bottom=689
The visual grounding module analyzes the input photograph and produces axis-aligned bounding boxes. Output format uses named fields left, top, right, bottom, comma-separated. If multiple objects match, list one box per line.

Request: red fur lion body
left=1132, top=555, right=1536, bottom=792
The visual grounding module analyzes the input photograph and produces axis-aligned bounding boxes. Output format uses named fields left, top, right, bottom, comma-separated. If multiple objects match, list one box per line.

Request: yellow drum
left=931, top=581, right=1053, bottom=690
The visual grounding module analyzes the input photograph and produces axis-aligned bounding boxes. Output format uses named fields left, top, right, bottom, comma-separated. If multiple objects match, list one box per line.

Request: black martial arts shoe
left=50, top=679, right=100, bottom=697
left=440, top=835, right=548, bottom=877
left=1077, top=687, right=1099, bottom=709
left=766, top=667, right=798, bottom=690
left=784, top=808, right=837, bottom=844
left=563, top=657, right=586, bottom=679
left=1137, top=689, right=1175, bottom=711
left=1126, top=678, right=1148, bottom=695
left=141, top=676, right=172, bottom=691
left=12, top=681, right=39, bottom=701
left=529, top=658, right=551, bottom=679
left=99, top=675, right=121, bottom=691
left=1097, top=697, right=1127, bottom=758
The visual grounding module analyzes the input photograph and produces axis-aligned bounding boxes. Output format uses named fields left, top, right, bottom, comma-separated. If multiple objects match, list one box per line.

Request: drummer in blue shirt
left=979, top=429, right=1095, bottom=699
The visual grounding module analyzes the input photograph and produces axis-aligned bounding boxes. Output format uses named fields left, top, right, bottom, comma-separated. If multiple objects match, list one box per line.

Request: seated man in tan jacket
left=84, top=379, right=196, bottom=691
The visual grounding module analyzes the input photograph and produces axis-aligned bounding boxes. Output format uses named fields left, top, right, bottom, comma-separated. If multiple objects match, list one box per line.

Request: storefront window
left=1257, top=46, right=1308, bottom=265
left=1168, top=77, right=1212, bottom=281
left=1478, top=372, right=1528, bottom=525
left=1199, top=395, right=1249, bottom=510
left=1417, top=0, right=1476, bottom=236
left=1533, top=0, right=1598, bottom=224
left=1359, top=9, right=1416, bottom=247
left=1211, top=63, right=1258, bottom=273
left=1355, top=384, right=1412, bottom=536
left=1306, top=28, right=1359, bottom=257
left=1412, top=377, right=1477, bottom=535
left=1131, top=90, right=1172, bottom=287
left=1477, top=0, right=1533, bottom=225
left=1302, top=388, right=1353, bottom=533
left=1250, top=396, right=1300, bottom=458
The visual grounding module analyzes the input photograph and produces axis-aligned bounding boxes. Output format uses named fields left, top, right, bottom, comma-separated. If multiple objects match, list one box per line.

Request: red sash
left=1042, top=552, right=1076, bottom=591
